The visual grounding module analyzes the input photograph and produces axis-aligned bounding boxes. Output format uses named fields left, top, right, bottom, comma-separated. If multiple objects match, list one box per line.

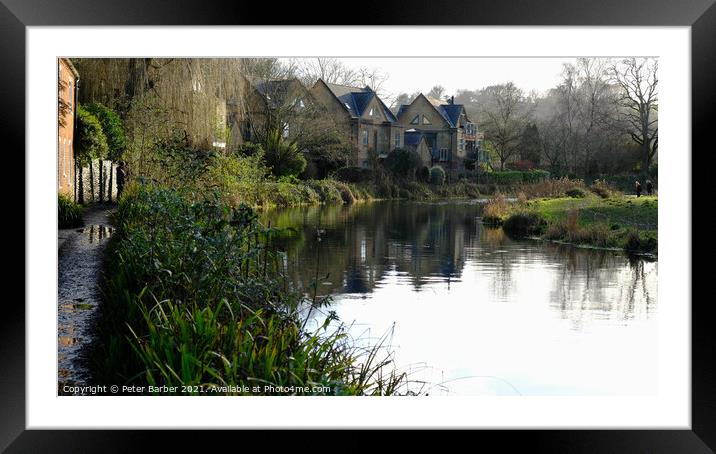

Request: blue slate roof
left=324, top=81, right=397, bottom=123
left=438, top=104, right=464, bottom=128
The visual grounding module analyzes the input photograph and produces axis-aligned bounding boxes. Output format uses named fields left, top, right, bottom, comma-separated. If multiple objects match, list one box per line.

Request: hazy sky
left=306, top=57, right=577, bottom=100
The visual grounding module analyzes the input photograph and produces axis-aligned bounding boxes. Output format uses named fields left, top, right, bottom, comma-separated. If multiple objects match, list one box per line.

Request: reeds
left=93, top=182, right=407, bottom=395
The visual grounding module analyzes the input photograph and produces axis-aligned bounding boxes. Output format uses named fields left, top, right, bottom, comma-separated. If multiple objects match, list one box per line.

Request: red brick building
left=58, top=58, right=78, bottom=199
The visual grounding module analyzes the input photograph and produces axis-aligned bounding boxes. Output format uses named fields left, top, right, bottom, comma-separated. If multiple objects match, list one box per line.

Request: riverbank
left=485, top=193, right=658, bottom=254
left=90, top=183, right=405, bottom=395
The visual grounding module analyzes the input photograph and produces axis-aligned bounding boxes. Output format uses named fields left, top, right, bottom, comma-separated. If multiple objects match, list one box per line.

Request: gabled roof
left=254, top=78, right=308, bottom=108
left=398, top=93, right=470, bottom=128
left=320, top=80, right=397, bottom=122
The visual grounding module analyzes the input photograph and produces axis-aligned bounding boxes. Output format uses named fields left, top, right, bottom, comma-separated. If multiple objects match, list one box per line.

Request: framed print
left=7, top=0, right=714, bottom=450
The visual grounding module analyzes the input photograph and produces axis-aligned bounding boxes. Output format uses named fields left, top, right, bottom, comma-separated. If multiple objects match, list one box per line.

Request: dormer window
left=422, top=115, right=431, bottom=125
left=369, top=107, right=374, bottom=116
left=410, top=115, right=420, bottom=125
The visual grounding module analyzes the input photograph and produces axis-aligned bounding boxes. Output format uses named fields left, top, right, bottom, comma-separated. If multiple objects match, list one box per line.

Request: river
left=263, top=199, right=658, bottom=396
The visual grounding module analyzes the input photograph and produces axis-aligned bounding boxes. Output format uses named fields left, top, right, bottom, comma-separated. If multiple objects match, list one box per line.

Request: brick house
left=396, top=94, right=479, bottom=174
left=58, top=58, right=79, bottom=199
left=310, top=79, right=403, bottom=168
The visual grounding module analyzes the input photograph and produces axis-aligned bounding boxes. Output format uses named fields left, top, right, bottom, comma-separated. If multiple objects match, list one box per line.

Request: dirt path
left=57, top=204, right=116, bottom=393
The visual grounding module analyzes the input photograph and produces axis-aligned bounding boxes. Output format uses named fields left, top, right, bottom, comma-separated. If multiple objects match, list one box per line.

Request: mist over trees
left=438, top=57, right=658, bottom=177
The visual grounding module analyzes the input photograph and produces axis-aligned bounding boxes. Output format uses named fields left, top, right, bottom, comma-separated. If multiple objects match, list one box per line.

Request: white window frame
left=394, top=132, right=400, bottom=148
left=362, top=129, right=369, bottom=146
left=439, top=148, right=448, bottom=162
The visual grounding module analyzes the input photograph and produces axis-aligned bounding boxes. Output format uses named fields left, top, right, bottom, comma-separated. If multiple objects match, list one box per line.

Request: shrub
left=335, top=166, right=373, bottom=183
left=516, top=177, right=585, bottom=199
left=58, top=194, right=83, bottom=229
left=417, top=166, right=430, bottom=183
left=383, top=148, right=422, bottom=180
left=522, top=170, right=550, bottom=183
left=429, top=166, right=446, bottom=185
left=482, top=194, right=508, bottom=226
left=590, top=179, right=618, bottom=199
left=502, top=211, right=547, bottom=237
left=624, top=229, right=658, bottom=253
left=565, top=187, right=586, bottom=198
left=262, top=129, right=307, bottom=178
left=305, top=179, right=343, bottom=204
left=94, top=184, right=407, bottom=395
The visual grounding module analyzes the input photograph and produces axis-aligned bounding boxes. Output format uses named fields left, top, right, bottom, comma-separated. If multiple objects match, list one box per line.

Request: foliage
left=589, top=179, right=619, bottom=198
left=417, top=166, right=430, bottom=183
left=58, top=194, right=83, bottom=229
left=334, top=166, right=374, bottom=184
left=429, top=166, right=446, bottom=185
left=515, top=178, right=586, bottom=199
left=94, top=184, right=406, bottom=395
left=383, top=148, right=422, bottom=180
left=76, top=105, right=109, bottom=165
left=482, top=194, right=509, bottom=226
left=565, top=188, right=587, bottom=198
left=146, top=130, right=219, bottom=188
left=262, top=129, right=307, bottom=178
left=502, top=211, right=547, bottom=237
left=84, top=103, right=126, bottom=161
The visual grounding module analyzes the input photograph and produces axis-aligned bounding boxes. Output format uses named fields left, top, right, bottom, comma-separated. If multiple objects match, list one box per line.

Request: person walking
left=635, top=180, right=642, bottom=197
left=646, top=180, right=653, bottom=195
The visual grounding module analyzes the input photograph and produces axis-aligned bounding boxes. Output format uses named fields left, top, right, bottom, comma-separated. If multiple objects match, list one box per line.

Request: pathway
left=57, top=204, right=115, bottom=394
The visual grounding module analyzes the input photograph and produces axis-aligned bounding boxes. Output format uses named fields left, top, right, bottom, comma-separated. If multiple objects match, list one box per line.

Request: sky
left=309, top=57, right=577, bottom=101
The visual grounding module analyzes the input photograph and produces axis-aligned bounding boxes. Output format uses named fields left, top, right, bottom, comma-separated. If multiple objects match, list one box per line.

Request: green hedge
left=482, top=170, right=550, bottom=185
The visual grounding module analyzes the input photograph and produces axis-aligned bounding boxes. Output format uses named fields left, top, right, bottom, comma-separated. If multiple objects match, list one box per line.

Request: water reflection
left=262, top=200, right=658, bottom=395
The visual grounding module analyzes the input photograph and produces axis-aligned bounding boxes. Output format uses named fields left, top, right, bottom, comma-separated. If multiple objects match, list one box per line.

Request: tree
left=76, top=105, right=109, bottom=203
left=383, top=148, right=422, bottom=180
left=610, top=58, right=658, bottom=171
left=262, top=128, right=307, bottom=178
left=85, top=103, right=126, bottom=202
left=480, top=83, right=532, bottom=171
left=427, top=85, right=446, bottom=101
left=518, top=123, right=541, bottom=165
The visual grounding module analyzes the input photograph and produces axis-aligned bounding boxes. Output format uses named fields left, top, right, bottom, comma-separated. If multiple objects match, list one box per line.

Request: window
left=410, top=115, right=420, bottom=125
left=394, top=132, right=400, bottom=148
left=369, top=107, right=374, bottom=116
left=362, top=130, right=369, bottom=146
left=439, top=148, right=448, bottom=162
left=422, top=115, right=431, bottom=125
left=362, top=160, right=370, bottom=168
left=459, top=137, right=465, bottom=151
left=62, top=138, right=67, bottom=177
left=295, top=98, right=305, bottom=109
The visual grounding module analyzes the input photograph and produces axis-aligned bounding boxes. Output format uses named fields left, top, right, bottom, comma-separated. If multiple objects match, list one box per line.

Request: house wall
left=58, top=58, right=77, bottom=199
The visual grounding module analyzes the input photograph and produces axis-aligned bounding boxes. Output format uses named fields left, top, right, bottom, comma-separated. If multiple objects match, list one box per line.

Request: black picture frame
left=6, top=0, right=713, bottom=450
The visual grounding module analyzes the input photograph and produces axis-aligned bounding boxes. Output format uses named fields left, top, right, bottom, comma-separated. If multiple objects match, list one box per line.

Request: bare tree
left=610, top=58, right=658, bottom=171
left=480, top=83, right=532, bottom=171
left=427, top=85, right=446, bottom=101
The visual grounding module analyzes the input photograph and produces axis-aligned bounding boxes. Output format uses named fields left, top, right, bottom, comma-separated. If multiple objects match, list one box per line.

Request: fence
left=75, top=159, right=118, bottom=203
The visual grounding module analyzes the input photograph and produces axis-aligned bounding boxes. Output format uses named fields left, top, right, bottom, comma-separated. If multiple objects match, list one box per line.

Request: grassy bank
left=482, top=186, right=657, bottom=254
left=92, top=183, right=406, bottom=395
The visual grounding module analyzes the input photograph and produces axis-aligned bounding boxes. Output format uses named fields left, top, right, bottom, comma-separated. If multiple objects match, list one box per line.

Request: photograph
left=57, top=56, right=659, bottom=397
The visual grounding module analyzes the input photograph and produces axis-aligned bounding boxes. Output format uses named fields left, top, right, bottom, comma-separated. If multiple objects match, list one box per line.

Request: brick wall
left=58, top=59, right=77, bottom=199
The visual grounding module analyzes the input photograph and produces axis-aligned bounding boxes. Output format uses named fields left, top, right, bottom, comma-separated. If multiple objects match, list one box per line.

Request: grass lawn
left=504, top=194, right=658, bottom=253
left=527, top=195, right=658, bottom=230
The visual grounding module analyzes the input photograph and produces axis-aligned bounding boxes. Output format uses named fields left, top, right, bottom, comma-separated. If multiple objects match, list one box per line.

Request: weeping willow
left=72, top=58, right=248, bottom=182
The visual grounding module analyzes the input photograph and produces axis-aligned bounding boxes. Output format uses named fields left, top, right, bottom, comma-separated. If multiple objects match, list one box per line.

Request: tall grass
left=93, top=183, right=406, bottom=395
left=58, top=194, right=83, bottom=229
left=482, top=194, right=509, bottom=226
